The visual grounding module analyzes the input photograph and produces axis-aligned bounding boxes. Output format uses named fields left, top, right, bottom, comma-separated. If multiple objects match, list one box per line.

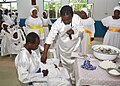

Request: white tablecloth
left=74, top=57, right=120, bottom=86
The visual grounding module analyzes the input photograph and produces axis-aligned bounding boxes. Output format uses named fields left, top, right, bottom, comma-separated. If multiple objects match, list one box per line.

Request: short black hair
left=26, top=32, right=39, bottom=44
left=60, top=5, right=73, bottom=17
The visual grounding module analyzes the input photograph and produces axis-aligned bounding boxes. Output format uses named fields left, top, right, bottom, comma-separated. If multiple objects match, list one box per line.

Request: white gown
left=41, top=17, right=52, bottom=39
left=101, top=16, right=120, bottom=49
left=10, top=26, right=26, bottom=54
left=1, top=29, right=12, bottom=56
left=25, top=16, right=44, bottom=45
left=80, top=17, right=95, bottom=54
left=45, top=14, right=84, bottom=78
left=15, top=47, right=71, bottom=86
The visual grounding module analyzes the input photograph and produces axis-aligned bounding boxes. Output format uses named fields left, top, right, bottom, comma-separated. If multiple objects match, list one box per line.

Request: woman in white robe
left=101, top=6, right=120, bottom=49
left=41, top=11, right=52, bottom=39
left=10, top=26, right=26, bottom=55
left=25, top=7, right=44, bottom=46
left=1, top=22, right=12, bottom=56
left=80, top=8, right=95, bottom=54
left=41, top=5, right=84, bottom=82
left=15, top=32, right=71, bottom=86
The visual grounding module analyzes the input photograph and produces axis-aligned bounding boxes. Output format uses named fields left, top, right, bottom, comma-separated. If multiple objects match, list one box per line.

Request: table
left=73, top=55, right=120, bottom=86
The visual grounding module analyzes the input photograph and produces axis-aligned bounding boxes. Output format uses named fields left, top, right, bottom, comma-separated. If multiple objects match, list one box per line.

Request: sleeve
left=90, top=18, right=95, bottom=37
left=101, top=16, right=109, bottom=27
left=25, top=17, right=30, bottom=27
left=48, top=18, right=52, bottom=25
left=45, top=20, right=59, bottom=44
left=15, top=52, right=47, bottom=84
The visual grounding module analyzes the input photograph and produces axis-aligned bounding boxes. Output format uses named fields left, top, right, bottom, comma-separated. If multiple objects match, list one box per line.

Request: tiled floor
left=0, top=37, right=103, bottom=86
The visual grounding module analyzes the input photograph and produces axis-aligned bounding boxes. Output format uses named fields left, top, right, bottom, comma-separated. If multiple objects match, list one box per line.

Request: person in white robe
left=10, top=26, right=26, bottom=55
left=80, top=8, right=95, bottom=54
left=101, top=6, right=120, bottom=49
left=41, top=5, right=84, bottom=82
left=2, top=9, right=14, bottom=27
left=15, top=32, right=72, bottom=86
left=41, top=11, right=52, bottom=39
left=25, top=7, right=44, bottom=46
left=1, top=22, right=12, bottom=56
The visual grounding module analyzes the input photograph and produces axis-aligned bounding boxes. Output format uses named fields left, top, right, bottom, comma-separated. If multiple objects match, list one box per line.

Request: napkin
left=81, top=60, right=96, bottom=70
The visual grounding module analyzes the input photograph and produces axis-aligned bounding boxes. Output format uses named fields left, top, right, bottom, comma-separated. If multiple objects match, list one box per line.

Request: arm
left=41, top=20, right=59, bottom=63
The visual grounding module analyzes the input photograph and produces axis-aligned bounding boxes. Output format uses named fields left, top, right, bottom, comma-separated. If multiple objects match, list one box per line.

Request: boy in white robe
left=101, top=6, right=120, bottom=49
left=80, top=8, right=95, bottom=54
left=15, top=32, right=71, bottom=86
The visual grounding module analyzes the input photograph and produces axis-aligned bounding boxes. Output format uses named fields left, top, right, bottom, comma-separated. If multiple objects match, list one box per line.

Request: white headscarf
left=30, top=7, right=38, bottom=15
left=114, top=6, right=120, bottom=11
left=81, top=8, right=89, bottom=16
left=1, top=22, right=10, bottom=29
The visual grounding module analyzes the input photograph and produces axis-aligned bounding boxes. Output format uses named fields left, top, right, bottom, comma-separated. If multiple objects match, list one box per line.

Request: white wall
left=61, top=0, right=69, bottom=6
left=89, top=0, right=119, bottom=20
left=17, top=0, right=43, bottom=19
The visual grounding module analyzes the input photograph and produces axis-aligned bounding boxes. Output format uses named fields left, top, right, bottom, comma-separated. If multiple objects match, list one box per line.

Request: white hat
left=81, top=8, right=89, bottom=16
left=114, top=6, right=120, bottom=11
left=30, top=7, right=38, bottom=15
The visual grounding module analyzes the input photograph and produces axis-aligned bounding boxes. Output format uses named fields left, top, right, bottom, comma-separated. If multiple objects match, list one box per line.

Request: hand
left=42, top=69, right=48, bottom=77
left=41, top=54, right=47, bottom=64
left=66, top=29, right=74, bottom=35
left=91, top=37, right=94, bottom=41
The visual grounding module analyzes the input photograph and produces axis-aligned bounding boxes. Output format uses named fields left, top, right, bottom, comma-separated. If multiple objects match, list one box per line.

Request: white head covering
left=81, top=8, right=89, bottom=16
left=1, top=22, right=10, bottom=29
left=114, top=6, right=120, bottom=11
left=30, top=7, right=38, bottom=15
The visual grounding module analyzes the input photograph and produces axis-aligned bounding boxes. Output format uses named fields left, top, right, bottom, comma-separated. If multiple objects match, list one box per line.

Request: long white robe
left=15, top=47, right=71, bottom=86
left=41, top=17, right=52, bottom=39
left=10, top=26, right=26, bottom=54
left=80, top=17, right=95, bottom=54
left=101, top=16, right=120, bottom=49
left=1, top=29, right=12, bottom=56
left=45, top=14, right=84, bottom=79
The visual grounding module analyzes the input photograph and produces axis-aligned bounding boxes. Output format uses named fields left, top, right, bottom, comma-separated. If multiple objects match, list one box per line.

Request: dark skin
left=3, top=24, right=10, bottom=33
left=24, top=37, right=48, bottom=76
left=80, top=11, right=94, bottom=41
left=31, top=10, right=38, bottom=18
left=41, top=14, right=74, bottom=64
left=112, top=10, right=120, bottom=19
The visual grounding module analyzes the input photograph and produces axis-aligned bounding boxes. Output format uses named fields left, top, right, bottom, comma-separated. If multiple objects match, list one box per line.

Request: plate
left=99, top=60, right=117, bottom=70
left=107, top=68, right=120, bottom=77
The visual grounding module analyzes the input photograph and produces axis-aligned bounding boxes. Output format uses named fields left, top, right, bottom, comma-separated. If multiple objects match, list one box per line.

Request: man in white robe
left=41, top=5, right=84, bottom=82
left=15, top=32, right=71, bottom=86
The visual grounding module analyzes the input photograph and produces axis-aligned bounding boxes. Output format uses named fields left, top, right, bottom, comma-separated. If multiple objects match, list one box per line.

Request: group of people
left=4, top=4, right=119, bottom=86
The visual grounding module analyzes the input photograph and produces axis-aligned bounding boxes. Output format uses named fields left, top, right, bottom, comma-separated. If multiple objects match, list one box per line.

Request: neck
left=32, top=15, right=38, bottom=18
left=24, top=44, right=32, bottom=54
left=112, top=16, right=120, bottom=19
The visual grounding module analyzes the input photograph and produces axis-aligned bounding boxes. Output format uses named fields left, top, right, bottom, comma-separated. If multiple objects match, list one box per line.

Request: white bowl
left=92, top=45, right=120, bottom=60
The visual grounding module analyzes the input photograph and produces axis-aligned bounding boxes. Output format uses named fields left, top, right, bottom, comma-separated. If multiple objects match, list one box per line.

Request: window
left=44, top=0, right=62, bottom=19
left=0, top=0, right=17, bottom=11
left=70, top=0, right=94, bottom=17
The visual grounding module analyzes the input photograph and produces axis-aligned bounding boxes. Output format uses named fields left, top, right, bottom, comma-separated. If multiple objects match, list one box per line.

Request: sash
left=109, top=28, right=120, bottom=32
left=29, top=26, right=44, bottom=34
